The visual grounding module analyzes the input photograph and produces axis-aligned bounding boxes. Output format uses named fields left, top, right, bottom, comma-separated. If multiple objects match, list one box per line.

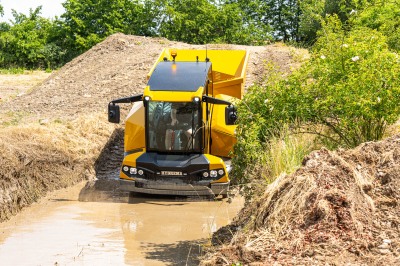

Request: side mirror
left=225, top=105, right=237, bottom=125
left=108, top=103, right=120, bottom=123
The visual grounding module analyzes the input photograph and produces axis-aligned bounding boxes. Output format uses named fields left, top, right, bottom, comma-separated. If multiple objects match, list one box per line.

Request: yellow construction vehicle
left=108, top=49, right=248, bottom=197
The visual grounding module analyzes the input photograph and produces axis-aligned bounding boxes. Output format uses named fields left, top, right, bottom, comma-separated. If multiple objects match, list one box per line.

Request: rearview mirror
left=108, top=103, right=120, bottom=123
left=225, top=105, right=237, bottom=125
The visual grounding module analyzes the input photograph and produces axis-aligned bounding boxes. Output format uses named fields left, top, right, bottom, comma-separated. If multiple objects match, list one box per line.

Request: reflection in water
left=0, top=183, right=244, bottom=265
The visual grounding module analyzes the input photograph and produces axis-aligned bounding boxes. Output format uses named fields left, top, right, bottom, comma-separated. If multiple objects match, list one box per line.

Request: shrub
left=232, top=16, right=400, bottom=185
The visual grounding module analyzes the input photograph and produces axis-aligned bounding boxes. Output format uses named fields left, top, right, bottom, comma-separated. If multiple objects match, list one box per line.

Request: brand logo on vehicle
left=161, top=171, right=183, bottom=176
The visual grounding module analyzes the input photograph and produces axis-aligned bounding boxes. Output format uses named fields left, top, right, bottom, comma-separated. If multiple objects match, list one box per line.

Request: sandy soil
left=0, top=71, right=51, bottom=103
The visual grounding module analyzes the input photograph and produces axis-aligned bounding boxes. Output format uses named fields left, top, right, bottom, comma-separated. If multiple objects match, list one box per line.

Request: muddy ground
left=0, top=181, right=245, bottom=265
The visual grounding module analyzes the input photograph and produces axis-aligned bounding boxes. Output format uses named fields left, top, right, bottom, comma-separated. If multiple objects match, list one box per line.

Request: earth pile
left=203, top=135, right=400, bottom=265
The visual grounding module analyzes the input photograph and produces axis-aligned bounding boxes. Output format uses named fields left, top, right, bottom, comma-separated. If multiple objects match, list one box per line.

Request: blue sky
left=0, top=0, right=65, bottom=22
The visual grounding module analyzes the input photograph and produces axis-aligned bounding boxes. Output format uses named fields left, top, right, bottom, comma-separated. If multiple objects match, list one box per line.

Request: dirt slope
left=0, top=33, right=305, bottom=221
left=1, top=35, right=304, bottom=122
left=202, top=135, right=400, bottom=265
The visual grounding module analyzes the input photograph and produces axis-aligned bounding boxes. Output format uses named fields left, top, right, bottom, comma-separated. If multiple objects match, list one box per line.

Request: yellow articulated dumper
left=108, top=49, right=248, bottom=197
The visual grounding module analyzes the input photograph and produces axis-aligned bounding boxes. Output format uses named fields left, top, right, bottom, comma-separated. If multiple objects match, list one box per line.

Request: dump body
left=114, top=49, right=248, bottom=196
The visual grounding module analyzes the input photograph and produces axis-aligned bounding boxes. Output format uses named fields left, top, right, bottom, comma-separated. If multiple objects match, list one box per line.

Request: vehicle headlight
left=130, top=167, right=137, bottom=175
left=210, top=170, right=218, bottom=178
left=138, top=170, right=144, bottom=176
left=203, top=172, right=209, bottom=178
left=218, top=169, right=224, bottom=176
left=123, top=166, right=129, bottom=172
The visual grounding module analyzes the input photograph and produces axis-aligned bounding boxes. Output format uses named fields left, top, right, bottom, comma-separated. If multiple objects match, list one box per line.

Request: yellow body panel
left=124, top=102, right=145, bottom=152
left=143, top=86, right=204, bottom=102
left=213, top=78, right=243, bottom=100
left=204, top=154, right=229, bottom=183
left=120, top=151, right=145, bottom=180
left=210, top=94, right=237, bottom=158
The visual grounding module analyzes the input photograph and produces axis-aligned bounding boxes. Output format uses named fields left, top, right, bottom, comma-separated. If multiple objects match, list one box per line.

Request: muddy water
left=0, top=182, right=243, bottom=265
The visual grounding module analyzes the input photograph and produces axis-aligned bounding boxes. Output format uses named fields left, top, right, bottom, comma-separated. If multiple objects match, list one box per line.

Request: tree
left=218, top=1, right=272, bottom=44
left=60, top=0, right=158, bottom=54
left=233, top=0, right=301, bottom=42
left=157, top=0, right=221, bottom=44
left=298, top=0, right=373, bottom=44
left=158, top=0, right=271, bottom=44
left=0, top=7, right=63, bottom=69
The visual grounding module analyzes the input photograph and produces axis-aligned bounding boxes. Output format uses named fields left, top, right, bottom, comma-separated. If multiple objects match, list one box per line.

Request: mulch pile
left=203, top=135, right=400, bottom=265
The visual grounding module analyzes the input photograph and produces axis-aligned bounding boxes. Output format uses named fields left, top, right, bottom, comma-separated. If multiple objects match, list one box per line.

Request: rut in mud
left=0, top=33, right=307, bottom=221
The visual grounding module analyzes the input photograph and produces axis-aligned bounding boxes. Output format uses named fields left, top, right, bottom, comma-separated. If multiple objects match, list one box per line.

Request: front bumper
left=119, top=178, right=229, bottom=197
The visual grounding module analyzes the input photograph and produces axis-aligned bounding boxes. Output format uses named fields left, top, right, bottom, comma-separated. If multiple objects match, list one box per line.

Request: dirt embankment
left=0, top=33, right=306, bottom=222
left=202, top=135, right=400, bottom=265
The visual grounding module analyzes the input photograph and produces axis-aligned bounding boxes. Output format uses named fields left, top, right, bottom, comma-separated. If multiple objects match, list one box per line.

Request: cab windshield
left=146, top=101, right=202, bottom=153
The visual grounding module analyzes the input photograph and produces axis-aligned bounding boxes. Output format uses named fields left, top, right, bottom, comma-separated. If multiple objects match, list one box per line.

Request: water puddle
left=0, top=182, right=243, bottom=265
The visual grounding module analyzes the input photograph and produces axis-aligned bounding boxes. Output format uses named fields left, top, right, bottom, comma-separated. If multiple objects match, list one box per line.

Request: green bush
left=232, top=16, right=400, bottom=185
left=354, top=1, right=400, bottom=52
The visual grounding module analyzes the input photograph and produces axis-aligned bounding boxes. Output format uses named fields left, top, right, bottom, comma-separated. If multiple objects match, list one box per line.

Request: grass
left=0, top=70, right=52, bottom=103
left=0, top=68, right=26, bottom=74
left=263, top=129, right=315, bottom=183
left=0, top=111, right=30, bottom=126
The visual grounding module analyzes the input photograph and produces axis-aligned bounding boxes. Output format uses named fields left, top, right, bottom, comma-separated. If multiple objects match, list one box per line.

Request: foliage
left=60, top=0, right=158, bottom=55
left=354, top=1, right=400, bottom=52
left=158, top=0, right=219, bottom=44
left=232, top=120, right=314, bottom=186
left=233, top=0, right=300, bottom=42
left=216, top=2, right=272, bottom=44
left=309, top=17, right=400, bottom=145
left=0, top=7, right=65, bottom=69
left=232, top=16, right=400, bottom=183
left=158, top=0, right=270, bottom=45
left=0, top=67, right=25, bottom=74
left=298, top=0, right=371, bottom=44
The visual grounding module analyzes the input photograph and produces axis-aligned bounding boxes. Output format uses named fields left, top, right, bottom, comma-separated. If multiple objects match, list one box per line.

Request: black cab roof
left=147, top=61, right=211, bottom=92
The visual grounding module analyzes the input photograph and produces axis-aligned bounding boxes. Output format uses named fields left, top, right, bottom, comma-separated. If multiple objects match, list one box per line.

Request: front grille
left=142, top=173, right=204, bottom=183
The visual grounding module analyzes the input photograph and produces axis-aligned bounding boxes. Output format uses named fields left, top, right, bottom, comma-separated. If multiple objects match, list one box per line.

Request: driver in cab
left=165, top=102, right=193, bottom=150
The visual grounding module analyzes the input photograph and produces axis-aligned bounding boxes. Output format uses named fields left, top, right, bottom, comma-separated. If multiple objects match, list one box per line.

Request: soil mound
left=0, top=34, right=300, bottom=122
left=203, top=135, right=400, bottom=265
